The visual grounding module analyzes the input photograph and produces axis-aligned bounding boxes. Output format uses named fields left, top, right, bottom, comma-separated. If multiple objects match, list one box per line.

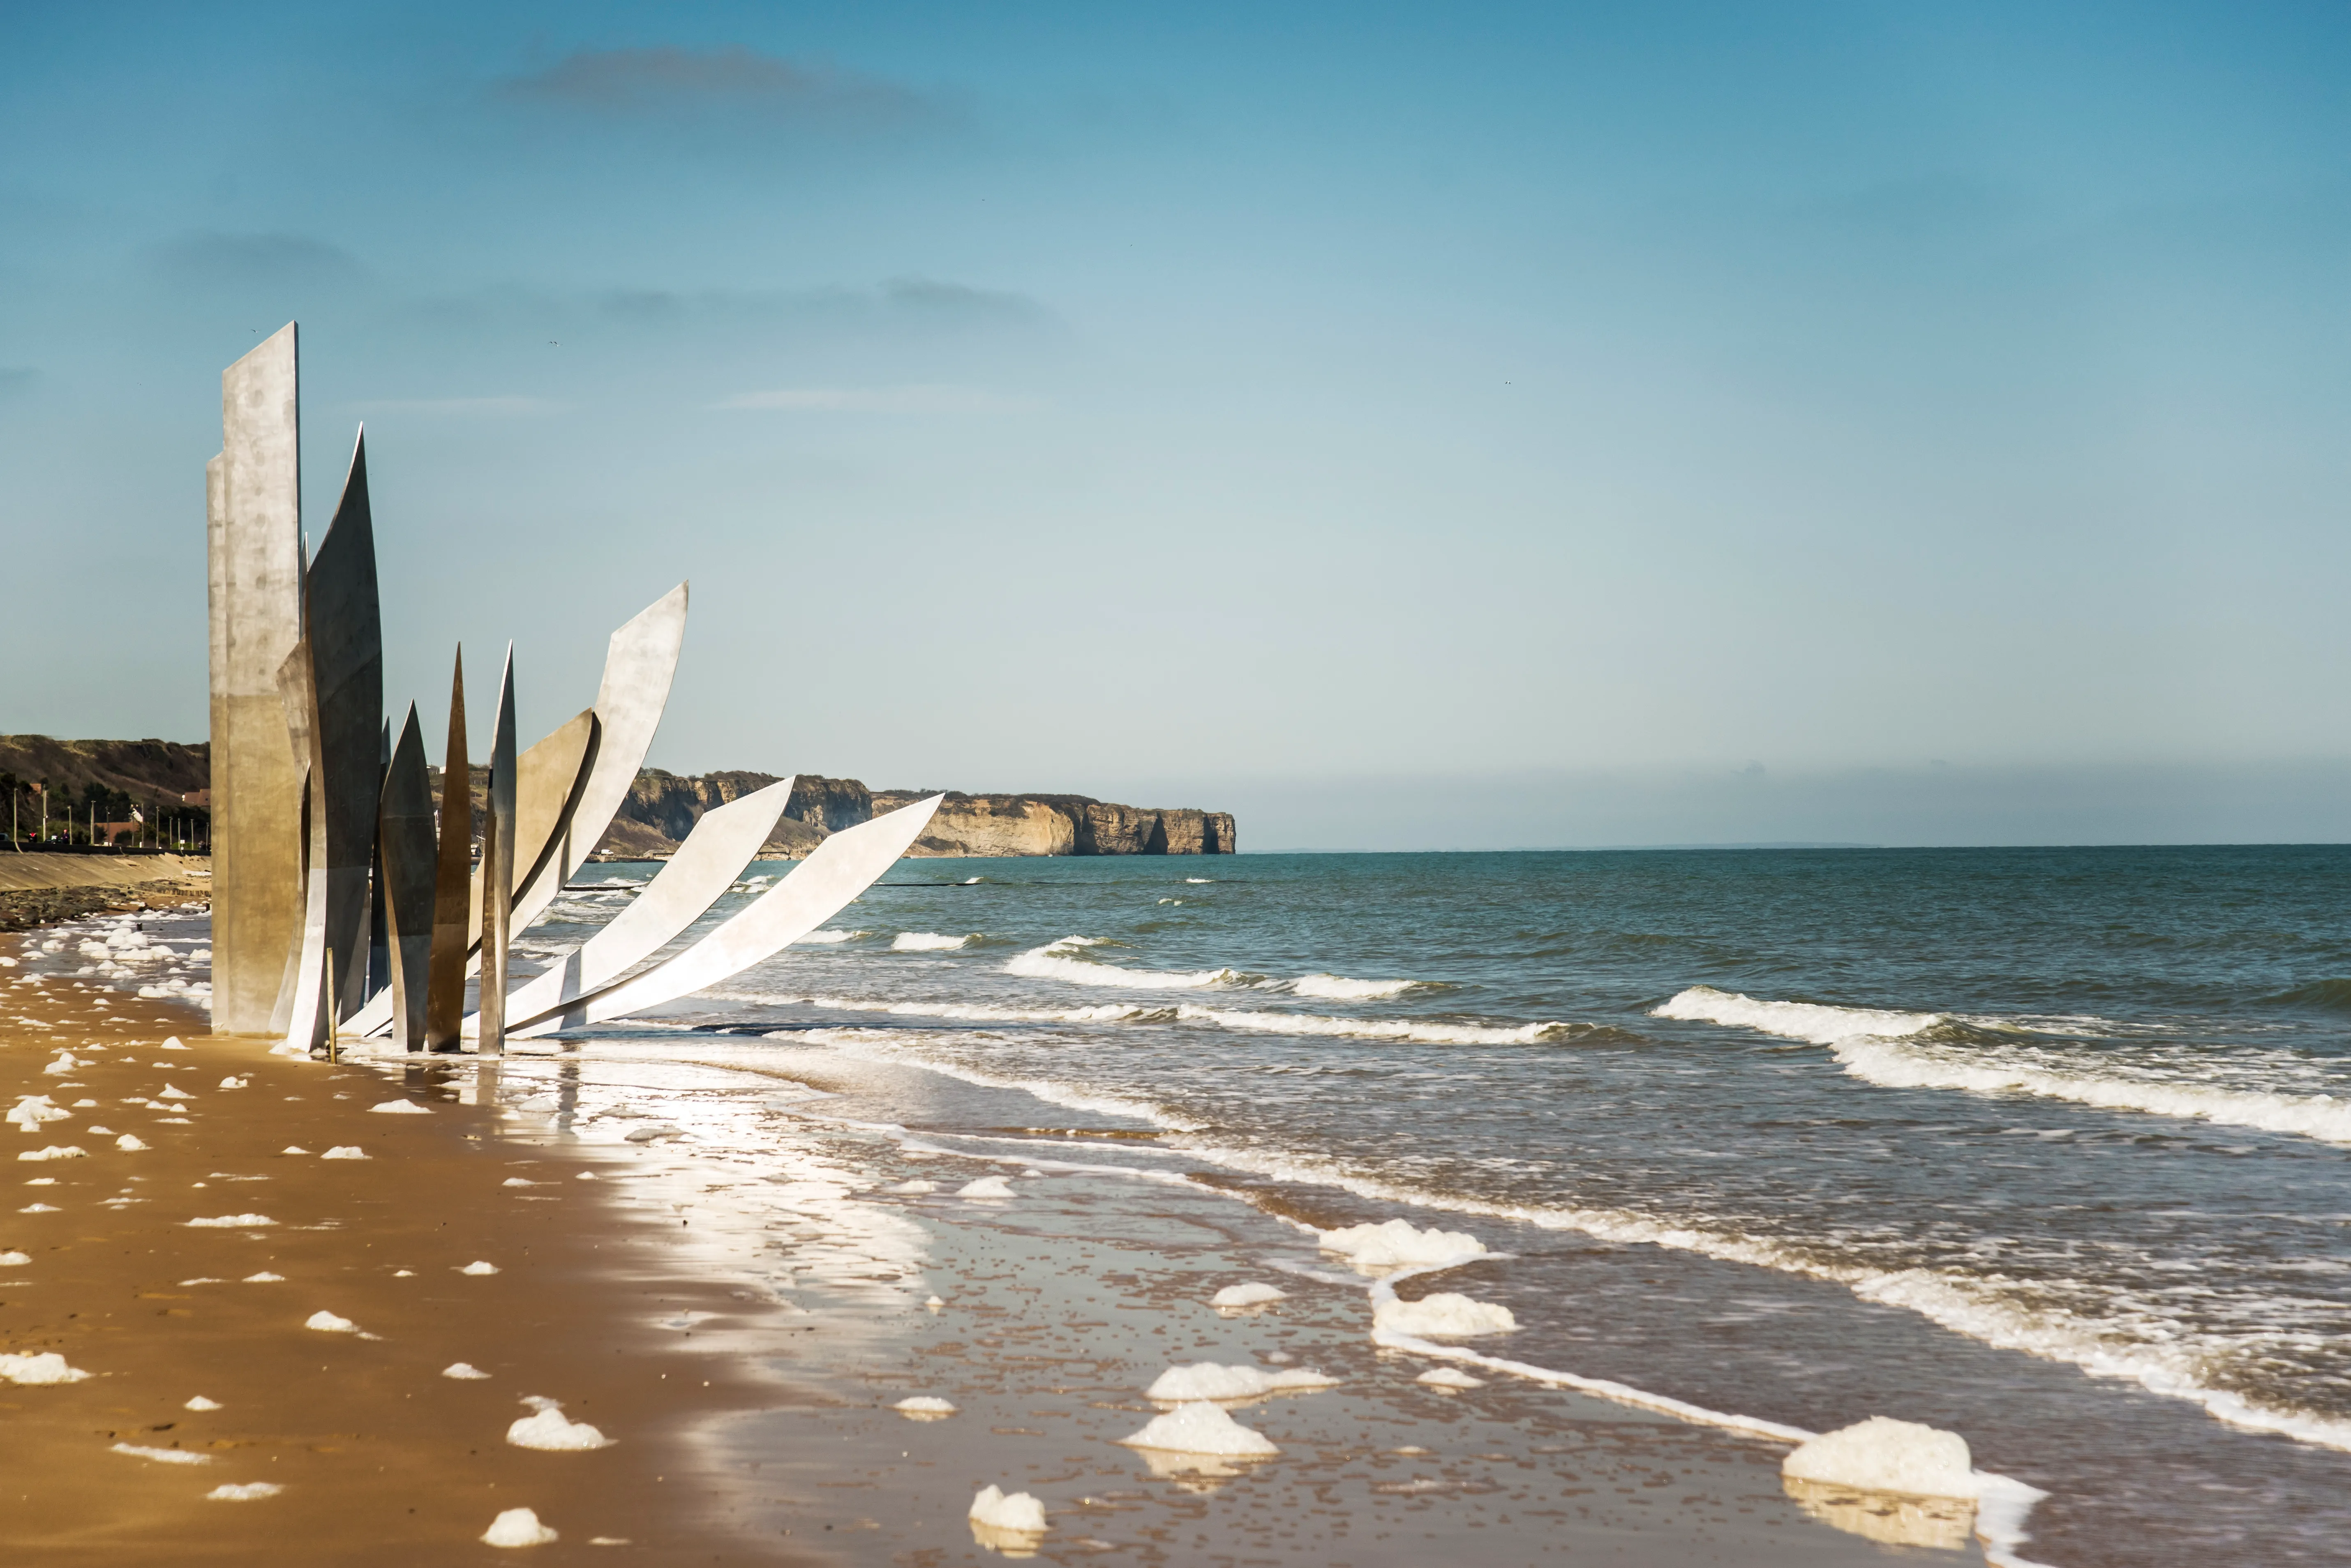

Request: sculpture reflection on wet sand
left=203, top=322, right=940, bottom=1055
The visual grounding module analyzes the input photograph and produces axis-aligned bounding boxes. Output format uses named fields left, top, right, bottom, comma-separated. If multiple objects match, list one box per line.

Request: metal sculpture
left=511, top=795, right=942, bottom=1037
left=423, top=651, right=471, bottom=1050
left=476, top=649, right=518, bottom=1056
left=206, top=325, right=305, bottom=1034
left=206, top=325, right=921, bottom=1055
left=489, top=777, right=797, bottom=1032
left=376, top=706, right=435, bottom=1050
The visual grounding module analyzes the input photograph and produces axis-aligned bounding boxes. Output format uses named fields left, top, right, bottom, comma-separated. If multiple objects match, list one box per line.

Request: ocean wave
left=1290, top=974, right=1422, bottom=1001
left=801, top=929, right=868, bottom=944
left=1653, top=985, right=1939, bottom=1045
left=2269, top=978, right=2351, bottom=1013
left=1164, top=1137, right=2351, bottom=1458
left=1830, top=1035, right=2351, bottom=1145
left=1005, top=937, right=1244, bottom=990
left=1660, top=986, right=2351, bottom=1146
left=891, top=932, right=976, bottom=952
left=716, top=986, right=1622, bottom=1048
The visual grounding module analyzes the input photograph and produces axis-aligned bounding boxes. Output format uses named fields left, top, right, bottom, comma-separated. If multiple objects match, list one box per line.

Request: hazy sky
left=3, top=3, right=2346, bottom=846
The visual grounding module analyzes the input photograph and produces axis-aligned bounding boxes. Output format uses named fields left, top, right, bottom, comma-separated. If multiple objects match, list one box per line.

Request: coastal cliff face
left=598, top=774, right=1234, bottom=861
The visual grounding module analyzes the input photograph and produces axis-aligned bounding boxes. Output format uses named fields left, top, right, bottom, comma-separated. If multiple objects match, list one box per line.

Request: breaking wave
left=1658, top=986, right=2351, bottom=1146
left=1005, top=936, right=1245, bottom=990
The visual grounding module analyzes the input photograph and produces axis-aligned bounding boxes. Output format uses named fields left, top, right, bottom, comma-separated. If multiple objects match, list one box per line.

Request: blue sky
left=3, top=2, right=2346, bottom=845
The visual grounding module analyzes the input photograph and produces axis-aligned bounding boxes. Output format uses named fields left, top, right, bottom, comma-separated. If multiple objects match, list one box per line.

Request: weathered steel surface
left=515, top=794, right=941, bottom=1036
left=476, top=648, right=518, bottom=1056
left=351, top=588, right=682, bottom=1040
left=467, top=707, right=597, bottom=948
left=274, top=632, right=328, bottom=1054
left=207, top=324, right=306, bottom=1034
left=507, top=583, right=686, bottom=936
left=424, top=650, right=471, bottom=1051
left=491, top=776, right=794, bottom=1034
left=367, top=722, right=390, bottom=1001
left=305, top=432, right=384, bottom=1022
left=377, top=706, right=436, bottom=1051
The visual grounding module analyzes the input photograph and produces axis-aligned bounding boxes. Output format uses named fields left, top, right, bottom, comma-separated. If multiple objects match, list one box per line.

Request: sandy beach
left=3, top=902, right=2018, bottom=1564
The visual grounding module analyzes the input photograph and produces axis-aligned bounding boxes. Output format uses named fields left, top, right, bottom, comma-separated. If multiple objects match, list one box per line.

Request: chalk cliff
left=596, top=773, right=1233, bottom=860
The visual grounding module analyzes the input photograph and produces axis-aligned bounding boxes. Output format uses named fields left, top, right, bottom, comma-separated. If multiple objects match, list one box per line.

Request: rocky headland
left=600, top=772, right=1236, bottom=860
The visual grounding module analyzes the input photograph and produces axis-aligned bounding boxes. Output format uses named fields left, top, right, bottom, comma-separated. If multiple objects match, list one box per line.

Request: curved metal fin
left=516, top=793, right=941, bottom=1036
left=487, top=777, right=794, bottom=1034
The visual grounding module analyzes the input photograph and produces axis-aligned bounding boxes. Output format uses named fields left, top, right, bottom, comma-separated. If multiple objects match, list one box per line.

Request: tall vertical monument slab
left=207, top=324, right=306, bottom=1035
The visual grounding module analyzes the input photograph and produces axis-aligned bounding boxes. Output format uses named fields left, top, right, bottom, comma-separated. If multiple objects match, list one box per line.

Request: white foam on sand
left=887, top=1178, right=937, bottom=1192
left=461, top=1261, right=501, bottom=1275
left=282, top=1146, right=309, bottom=1155
left=892, top=932, right=975, bottom=951
left=369, top=1101, right=431, bottom=1115
left=1211, top=1281, right=1286, bottom=1307
left=1783, top=1416, right=1979, bottom=1500
left=0, top=1252, right=28, bottom=1266
left=18, top=1146, right=87, bottom=1162
left=187, top=1214, right=275, bottom=1228
left=305, top=1310, right=360, bottom=1333
left=1372, top=1292, right=1517, bottom=1337
left=185, top=1395, right=223, bottom=1410
left=444, top=1362, right=492, bottom=1379
left=956, top=1176, right=1015, bottom=1199
left=1319, top=1218, right=1487, bottom=1269
left=111, top=1443, right=212, bottom=1464
left=321, top=1146, right=367, bottom=1160
left=894, top=1395, right=957, bottom=1416
left=1658, top=985, right=2351, bottom=1146
left=1417, top=1367, right=1487, bottom=1388
left=482, top=1507, right=559, bottom=1547
left=969, top=1484, right=1047, bottom=1532
left=1, top=1351, right=91, bottom=1384
left=507, top=1396, right=615, bottom=1450
left=1006, top=937, right=1239, bottom=991
left=1119, top=1400, right=1280, bottom=1455
left=207, top=1482, right=283, bottom=1500
left=1147, top=1362, right=1338, bottom=1401
left=116, top=1134, right=148, bottom=1151
left=243, top=1271, right=284, bottom=1282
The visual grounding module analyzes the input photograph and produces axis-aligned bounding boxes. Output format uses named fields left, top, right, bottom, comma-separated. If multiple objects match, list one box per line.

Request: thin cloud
left=715, top=385, right=1041, bottom=414
left=349, top=396, right=566, bottom=417
left=499, top=45, right=940, bottom=129
left=143, top=231, right=367, bottom=288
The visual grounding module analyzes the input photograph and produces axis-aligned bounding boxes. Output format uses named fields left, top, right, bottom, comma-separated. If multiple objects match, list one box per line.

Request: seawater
left=526, top=845, right=2351, bottom=1563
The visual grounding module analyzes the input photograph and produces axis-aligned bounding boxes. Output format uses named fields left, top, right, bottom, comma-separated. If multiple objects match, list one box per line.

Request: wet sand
left=5, top=918, right=2003, bottom=1564
left=0, top=954, right=798, bottom=1565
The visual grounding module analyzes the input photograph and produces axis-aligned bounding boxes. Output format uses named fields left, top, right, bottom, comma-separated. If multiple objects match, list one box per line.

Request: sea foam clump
left=369, top=1101, right=432, bottom=1115
left=1373, top=1292, right=1517, bottom=1337
left=482, top=1507, right=560, bottom=1547
left=305, top=1310, right=361, bottom=1334
left=1319, top=1218, right=1487, bottom=1269
left=8, top=1095, right=71, bottom=1130
left=895, top=1395, right=957, bottom=1418
left=18, top=1146, right=88, bottom=1162
left=443, top=1362, right=492, bottom=1380
left=1147, top=1363, right=1338, bottom=1401
left=1120, top=1400, right=1280, bottom=1455
left=507, top=1396, right=615, bottom=1450
left=187, top=1214, right=276, bottom=1228
left=1, top=1351, right=91, bottom=1385
left=321, top=1146, right=367, bottom=1160
left=1782, top=1416, right=1979, bottom=1500
left=956, top=1176, right=1015, bottom=1199
left=1211, top=1281, right=1286, bottom=1308
left=207, top=1482, right=283, bottom=1501
left=1417, top=1366, right=1488, bottom=1388
left=969, top=1485, right=1048, bottom=1532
